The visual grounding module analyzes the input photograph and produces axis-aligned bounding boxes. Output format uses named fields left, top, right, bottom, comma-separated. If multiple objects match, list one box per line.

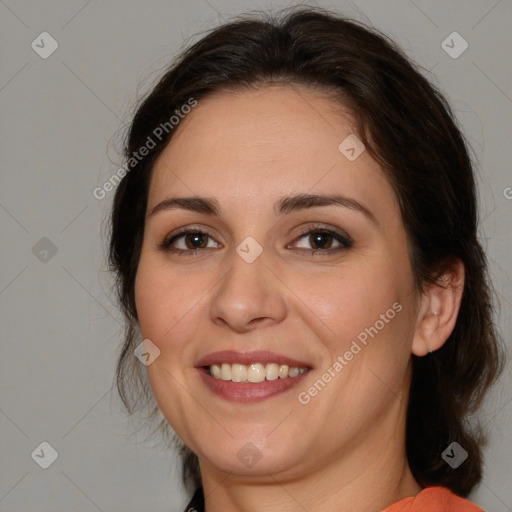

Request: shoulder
left=382, top=486, right=485, bottom=512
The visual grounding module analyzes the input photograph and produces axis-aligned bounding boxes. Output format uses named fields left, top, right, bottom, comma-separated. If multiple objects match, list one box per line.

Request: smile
left=195, top=350, right=313, bottom=402
left=207, top=363, right=308, bottom=382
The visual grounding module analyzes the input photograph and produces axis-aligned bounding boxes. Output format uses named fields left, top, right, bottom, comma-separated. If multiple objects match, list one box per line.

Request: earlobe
left=411, top=260, right=465, bottom=357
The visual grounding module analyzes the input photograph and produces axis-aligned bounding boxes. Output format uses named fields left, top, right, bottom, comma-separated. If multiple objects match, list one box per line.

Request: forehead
left=158, top=84, right=355, bottom=161
left=147, top=84, right=393, bottom=217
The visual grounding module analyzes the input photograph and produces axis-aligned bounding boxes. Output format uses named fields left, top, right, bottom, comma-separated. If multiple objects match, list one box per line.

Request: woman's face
left=135, top=84, right=420, bottom=479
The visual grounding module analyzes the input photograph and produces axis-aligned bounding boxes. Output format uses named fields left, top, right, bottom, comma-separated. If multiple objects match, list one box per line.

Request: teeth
left=288, top=367, right=300, bottom=377
left=247, top=363, right=266, bottom=382
left=220, top=363, right=231, bottom=381
left=210, top=364, right=221, bottom=379
left=231, top=364, right=247, bottom=383
left=265, top=363, right=279, bottom=381
left=207, top=363, right=307, bottom=382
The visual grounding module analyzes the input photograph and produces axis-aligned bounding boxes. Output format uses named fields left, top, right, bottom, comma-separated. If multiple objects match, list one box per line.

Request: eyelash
left=158, top=224, right=353, bottom=257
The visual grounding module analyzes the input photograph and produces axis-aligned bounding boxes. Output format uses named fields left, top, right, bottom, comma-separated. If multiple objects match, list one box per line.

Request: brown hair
left=108, top=6, right=504, bottom=497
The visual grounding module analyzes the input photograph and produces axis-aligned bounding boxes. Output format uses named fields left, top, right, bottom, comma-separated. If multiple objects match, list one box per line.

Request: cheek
left=135, top=254, right=200, bottom=340
left=135, top=256, right=191, bottom=349
left=291, top=261, right=416, bottom=400
left=134, top=257, right=205, bottom=438
left=291, top=264, right=403, bottom=346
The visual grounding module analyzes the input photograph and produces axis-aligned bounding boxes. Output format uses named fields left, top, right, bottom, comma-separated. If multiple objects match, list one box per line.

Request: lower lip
left=197, top=368, right=311, bottom=403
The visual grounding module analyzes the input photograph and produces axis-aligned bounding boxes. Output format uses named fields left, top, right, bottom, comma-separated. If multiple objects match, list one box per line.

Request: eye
left=290, top=225, right=352, bottom=255
left=159, top=224, right=352, bottom=256
left=159, top=229, right=220, bottom=254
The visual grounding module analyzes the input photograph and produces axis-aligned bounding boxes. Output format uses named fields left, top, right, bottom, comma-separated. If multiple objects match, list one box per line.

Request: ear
left=411, top=259, right=465, bottom=356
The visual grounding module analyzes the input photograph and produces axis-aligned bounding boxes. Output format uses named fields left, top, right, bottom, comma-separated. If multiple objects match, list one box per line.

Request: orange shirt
left=382, top=486, right=484, bottom=511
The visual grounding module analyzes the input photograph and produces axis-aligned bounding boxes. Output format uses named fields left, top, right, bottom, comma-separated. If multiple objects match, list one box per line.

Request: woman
left=108, top=7, right=504, bottom=511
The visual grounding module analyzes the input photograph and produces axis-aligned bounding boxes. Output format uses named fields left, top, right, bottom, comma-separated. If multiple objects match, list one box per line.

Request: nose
left=209, top=247, right=287, bottom=333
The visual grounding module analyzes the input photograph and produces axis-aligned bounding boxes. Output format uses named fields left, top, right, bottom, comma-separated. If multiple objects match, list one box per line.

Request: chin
left=193, top=434, right=309, bottom=478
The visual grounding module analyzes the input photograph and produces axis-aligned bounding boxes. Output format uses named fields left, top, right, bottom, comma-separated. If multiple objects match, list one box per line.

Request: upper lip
left=195, top=350, right=312, bottom=368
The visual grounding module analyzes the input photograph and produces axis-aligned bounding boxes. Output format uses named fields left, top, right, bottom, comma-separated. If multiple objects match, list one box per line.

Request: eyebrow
left=147, top=193, right=377, bottom=224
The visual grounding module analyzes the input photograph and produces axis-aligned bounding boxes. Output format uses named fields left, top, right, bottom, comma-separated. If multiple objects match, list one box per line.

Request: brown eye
left=292, top=227, right=352, bottom=255
left=159, top=229, right=220, bottom=254
left=184, top=232, right=209, bottom=249
left=309, top=232, right=335, bottom=250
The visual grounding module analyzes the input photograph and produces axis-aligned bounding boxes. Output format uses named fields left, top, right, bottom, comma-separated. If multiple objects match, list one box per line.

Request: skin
left=134, top=84, right=464, bottom=512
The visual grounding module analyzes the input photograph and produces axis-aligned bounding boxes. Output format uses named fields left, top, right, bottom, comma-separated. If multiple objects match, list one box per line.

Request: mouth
left=206, top=362, right=308, bottom=382
left=195, top=350, right=313, bottom=402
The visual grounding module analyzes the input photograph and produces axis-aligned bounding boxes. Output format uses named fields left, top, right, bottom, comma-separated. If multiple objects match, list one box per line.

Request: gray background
left=1, top=0, right=511, bottom=510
